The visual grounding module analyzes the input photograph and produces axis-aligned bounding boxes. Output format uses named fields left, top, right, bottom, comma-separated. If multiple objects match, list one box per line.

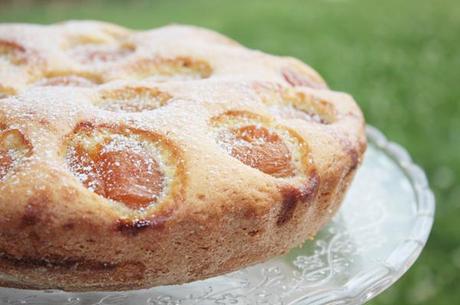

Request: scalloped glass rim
left=293, top=126, right=436, bottom=305
left=0, top=125, right=435, bottom=305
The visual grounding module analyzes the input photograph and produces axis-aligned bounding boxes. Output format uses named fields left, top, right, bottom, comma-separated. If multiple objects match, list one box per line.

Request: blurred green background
left=1, top=0, right=458, bottom=304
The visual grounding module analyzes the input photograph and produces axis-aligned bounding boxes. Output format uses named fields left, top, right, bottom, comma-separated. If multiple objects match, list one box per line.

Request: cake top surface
left=0, top=20, right=365, bottom=223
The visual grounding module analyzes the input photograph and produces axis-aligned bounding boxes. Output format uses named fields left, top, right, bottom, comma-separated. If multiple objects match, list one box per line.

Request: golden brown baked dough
left=0, top=21, right=366, bottom=291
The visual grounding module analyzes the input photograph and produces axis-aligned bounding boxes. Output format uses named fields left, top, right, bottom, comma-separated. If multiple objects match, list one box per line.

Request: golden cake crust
left=0, top=21, right=366, bottom=291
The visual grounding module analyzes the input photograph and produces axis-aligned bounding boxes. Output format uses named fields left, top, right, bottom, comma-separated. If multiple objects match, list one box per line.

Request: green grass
left=1, top=0, right=459, bottom=304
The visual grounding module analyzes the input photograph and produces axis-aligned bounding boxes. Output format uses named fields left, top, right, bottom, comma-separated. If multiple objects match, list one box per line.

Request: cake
left=0, top=21, right=366, bottom=291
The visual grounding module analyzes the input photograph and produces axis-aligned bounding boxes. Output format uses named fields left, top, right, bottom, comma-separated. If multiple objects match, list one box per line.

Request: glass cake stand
left=0, top=126, right=435, bottom=305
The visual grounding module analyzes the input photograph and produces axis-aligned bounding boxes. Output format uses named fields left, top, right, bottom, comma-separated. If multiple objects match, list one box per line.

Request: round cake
left=0, top=21, right=366, bottom=291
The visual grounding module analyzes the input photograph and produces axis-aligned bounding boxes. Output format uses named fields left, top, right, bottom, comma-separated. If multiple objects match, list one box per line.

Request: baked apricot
left=223, top=125, right=295, bottom=178
left=69, top=136, right=164, bottom=209
left=0, top=129, right=31, bottom=179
